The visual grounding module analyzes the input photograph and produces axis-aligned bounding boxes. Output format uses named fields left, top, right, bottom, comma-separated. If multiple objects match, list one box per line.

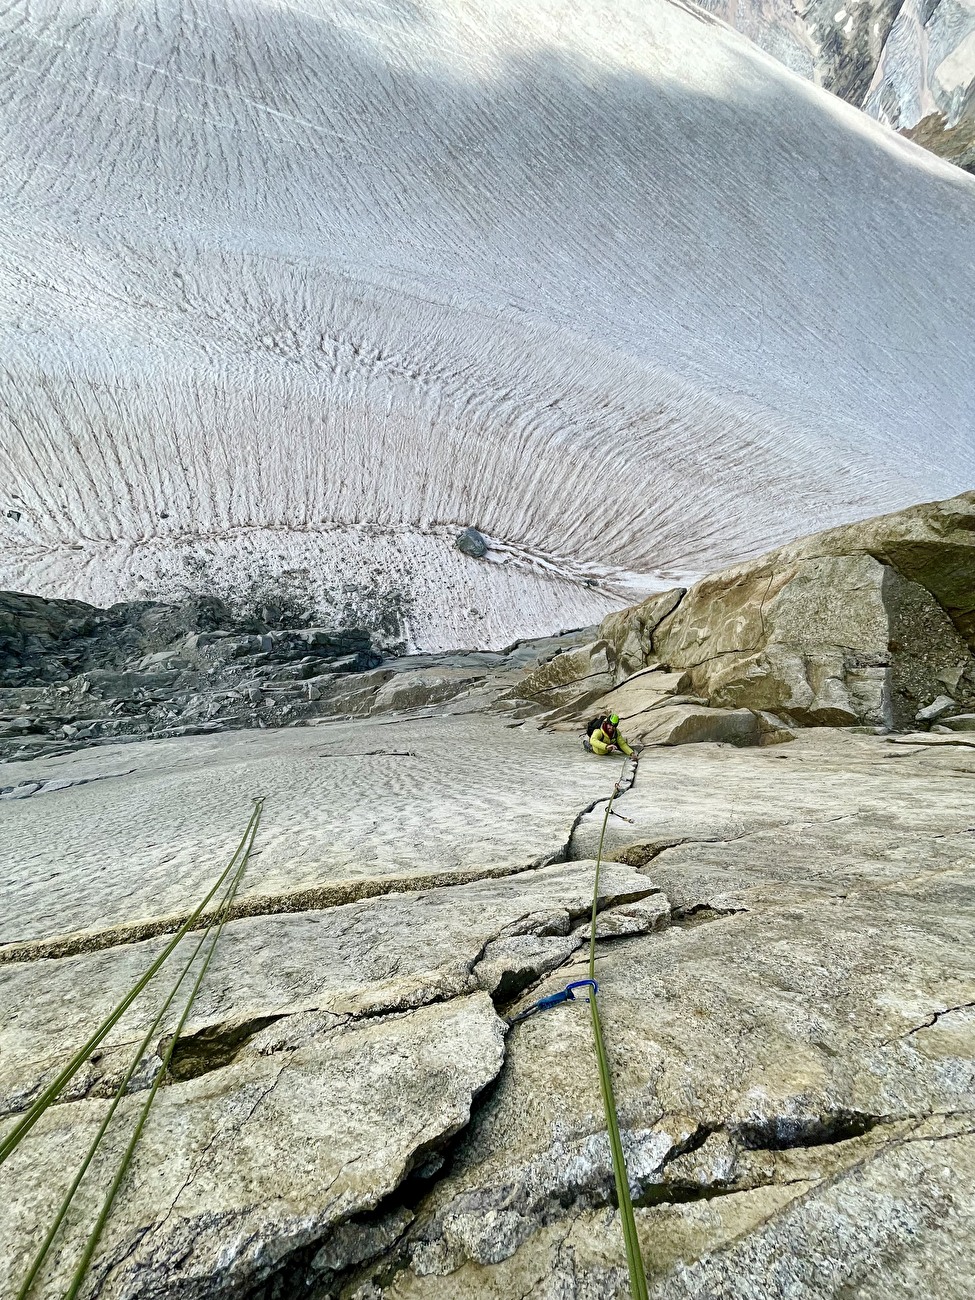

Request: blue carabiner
left=508, top=978, right=599, bottom=1024
left=563, top=979, right=598, bottom=1002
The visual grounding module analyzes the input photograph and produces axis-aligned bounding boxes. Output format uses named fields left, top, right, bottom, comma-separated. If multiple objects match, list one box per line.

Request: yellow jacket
left=588, top=726, right=634, bottom=757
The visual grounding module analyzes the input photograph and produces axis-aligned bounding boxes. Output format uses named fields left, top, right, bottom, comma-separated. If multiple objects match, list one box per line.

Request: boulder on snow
left=454, top=528, right=489, bottom=559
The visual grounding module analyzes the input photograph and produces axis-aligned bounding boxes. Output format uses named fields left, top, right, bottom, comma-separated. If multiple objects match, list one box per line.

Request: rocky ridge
left=507, top=490, right=975, bottom=745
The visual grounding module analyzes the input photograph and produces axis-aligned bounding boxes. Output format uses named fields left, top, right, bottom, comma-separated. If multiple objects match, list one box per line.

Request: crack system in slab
left=8, top=750, right=974, bottom=1299
left=0, top=859, right=557, bottom=965
left=2, top=752, right=630, bottom=964
left=557, top=754, right=640, bottom=863
left=1, top=875, right=663, bottom=1120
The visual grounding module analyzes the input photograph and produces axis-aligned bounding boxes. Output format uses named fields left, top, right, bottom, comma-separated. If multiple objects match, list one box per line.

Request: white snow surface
left=1, top=0, right=974, bottom=650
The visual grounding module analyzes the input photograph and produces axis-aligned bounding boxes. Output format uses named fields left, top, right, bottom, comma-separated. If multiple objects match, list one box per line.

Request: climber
left=583, top=713, right=635, bottom=757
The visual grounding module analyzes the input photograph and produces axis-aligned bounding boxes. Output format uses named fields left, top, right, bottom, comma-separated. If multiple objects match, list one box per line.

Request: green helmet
left=609, top=713, right=619, bottom=726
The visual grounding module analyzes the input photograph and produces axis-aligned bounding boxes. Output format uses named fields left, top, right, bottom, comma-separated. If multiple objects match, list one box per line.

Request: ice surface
left=1, top=0, right=973, bottom=648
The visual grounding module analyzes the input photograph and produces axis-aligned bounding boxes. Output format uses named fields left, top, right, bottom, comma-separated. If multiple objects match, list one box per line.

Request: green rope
left=61, top=796, right=264, bottom=1300
left=14, top=798, right=264, bottom=1300
left=0, top=799, right=263, bottom=1167
left=588, top=761, right=628, bottom=984
left=587, top=758, right=649, bottom=1300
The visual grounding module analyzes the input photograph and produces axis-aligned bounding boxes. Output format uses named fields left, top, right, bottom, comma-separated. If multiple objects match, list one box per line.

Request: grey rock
left=152, top=722, right=226, bottom=738
left=138, top=649, right=191, bottom=671
left=370, top=670, right=485, bottom=715
left=473, top=933, right=582, bottom=998
left=628, top=703, right=762, bottom=748
left=506, top=640, right=617, bottom=715
left=0, top=589, right=391, bottom=758
left=915, top=693, right=958, bottom=722
left=0, top=717, right=37, bottom=736
left=592, top=495, right=975, bottom=731
left=455, top=527, right=489, bottom=559
left=0, top=860, right=655, bottom=1135
left=582, top=893, right=671, bottom=939
left=3, top=709, right=975, bottom=1299
left=889, top=730, right=975, bottom=747
left=940, top=713, right=975, bottom=731
left=358, top=734, right=975, bottom=1298
left=310, top=1206, right=414, bottom=1274
left=182, top=631, right=234, bottom=650
left=319, top=669, right=395, bottom=716
left=0, top=995, right=506, bottom=1299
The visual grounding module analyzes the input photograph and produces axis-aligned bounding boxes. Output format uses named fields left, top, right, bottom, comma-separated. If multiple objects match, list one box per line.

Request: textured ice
left=1, top=0, right=974, bottom=649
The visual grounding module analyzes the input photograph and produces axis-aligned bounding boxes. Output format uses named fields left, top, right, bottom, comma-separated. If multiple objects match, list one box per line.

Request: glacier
left=1, top=0, right=974, bottom=650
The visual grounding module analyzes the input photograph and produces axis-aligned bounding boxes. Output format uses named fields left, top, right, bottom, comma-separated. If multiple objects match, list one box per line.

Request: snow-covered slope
left=701, top=0, right=975, bottom=173
left=1, top=0, right=973, bottom=649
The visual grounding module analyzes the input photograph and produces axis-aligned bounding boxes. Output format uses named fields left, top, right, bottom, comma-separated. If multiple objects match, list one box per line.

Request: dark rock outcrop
left=454, top=528, right=489, bottom=559
left=0, top=591, right=594, bottom=764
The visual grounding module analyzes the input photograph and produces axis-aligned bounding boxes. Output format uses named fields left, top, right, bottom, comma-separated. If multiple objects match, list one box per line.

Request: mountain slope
left=1, top=0, right=973, bottom=649
left=701, top=0, right=975, bottom=173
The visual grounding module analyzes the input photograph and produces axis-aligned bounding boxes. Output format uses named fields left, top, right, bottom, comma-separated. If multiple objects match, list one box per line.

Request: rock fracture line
left=586, top=759, right=650, bottom=1300
left=7, top=797, right=265, bottom=1300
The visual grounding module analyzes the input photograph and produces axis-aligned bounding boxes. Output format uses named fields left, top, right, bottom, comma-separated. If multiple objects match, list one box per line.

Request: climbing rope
left=511, top=755, right=649, bottom=1300
left=11, top=797, right=264, bottom=1300
left=0, top=798, right=264, bottom=1167
left=62, top=797, right=263, bottom=1300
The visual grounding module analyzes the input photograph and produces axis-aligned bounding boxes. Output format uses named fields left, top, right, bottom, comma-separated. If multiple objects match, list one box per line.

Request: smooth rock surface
left=0, top=861, right=661, bottom=1113
left=3, top=715, right=974, bottom=1297
left=1, top=994, right=506, bottom=1300
left=622, top=703, right=762, bottom=748
left=570, top=727, right=975, bottom=863
left=0, top=714, right=610, bottom=953
left=350, top=731, right=975, bottom=1297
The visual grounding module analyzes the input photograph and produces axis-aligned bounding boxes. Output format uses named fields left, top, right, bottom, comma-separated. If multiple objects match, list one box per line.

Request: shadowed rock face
left=701, top=0, right=975, bottom=173
left=0, top=586, right=601, bottom=767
